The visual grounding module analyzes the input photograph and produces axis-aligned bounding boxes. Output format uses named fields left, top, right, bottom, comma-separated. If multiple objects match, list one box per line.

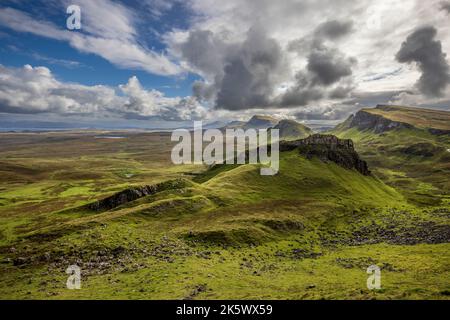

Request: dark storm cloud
left=279, top=21, right=356, bottom=107
left=314, top=20, right=354, bottom=40
left=181, top=27, right=288, bottom=110
left=179, top=29, right=226, bottom=77
left=280, top=73, right=324, bottom=107
left=179, top=19, right=356, bottom=110
left=307, top=47, right=356, bottom=86
left=329, top=83, right=355, bottom=99
left=288, top=19, right=354, bottom=53
left=440, top=1, right=450, bottom=13
left=278, top=19, right=356, bottom=107
left=396, top=26, right=450, bottom=97
left=216, top=28, right=286, bottom=110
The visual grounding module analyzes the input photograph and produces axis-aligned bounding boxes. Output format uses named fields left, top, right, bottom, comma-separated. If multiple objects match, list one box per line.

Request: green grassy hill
left=1, top=139, right=448, bottom=299
left=273, top=119, right=313, bottom=140
left=331, top=105, right=450, bottom=206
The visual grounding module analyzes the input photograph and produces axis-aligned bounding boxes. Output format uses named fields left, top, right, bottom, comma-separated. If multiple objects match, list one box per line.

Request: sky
left=0, top=0, right=449, bottom=129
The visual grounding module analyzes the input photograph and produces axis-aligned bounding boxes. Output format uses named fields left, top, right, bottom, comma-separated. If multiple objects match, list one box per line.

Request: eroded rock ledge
left=280, top=134, right=370, bottom=175
left=85, top=179, right=189, bottom=211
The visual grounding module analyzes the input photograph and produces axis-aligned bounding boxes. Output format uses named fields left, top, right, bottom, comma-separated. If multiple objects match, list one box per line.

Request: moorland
left=0, top=105, right=449, bottom=299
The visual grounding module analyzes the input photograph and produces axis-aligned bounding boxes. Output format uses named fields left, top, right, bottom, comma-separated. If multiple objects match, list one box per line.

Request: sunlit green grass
left=0, top=131, right=448, bottom=300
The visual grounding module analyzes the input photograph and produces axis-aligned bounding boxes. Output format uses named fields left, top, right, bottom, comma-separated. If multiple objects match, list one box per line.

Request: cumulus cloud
left=396, top=26, right=450, bottom=97
left=174, top=18, right=355, bottom=110
left=307, top=46, right=356, bottom=86
left=0, top=64, right=205, bottom=121
left=2, top=0, right=450, bottom=123
left=0, top=64, right=119, bottom=114
left=119, top=76, right=207, bottom=120
left=179, top=26, right=289, bottom=110
left=165, top=0, right=450, bottom=115
left=279, top=20, right=356, bottom=107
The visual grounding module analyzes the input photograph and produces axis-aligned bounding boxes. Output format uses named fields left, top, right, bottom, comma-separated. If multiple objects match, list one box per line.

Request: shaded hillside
left=244, top=115, right=279, bottom=129
left=222, top=115, right=279, bottom=130
left=274, top=119, right=313, bottom=140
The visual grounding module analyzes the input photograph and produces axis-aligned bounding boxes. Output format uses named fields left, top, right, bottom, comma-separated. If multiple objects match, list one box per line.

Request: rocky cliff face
left=85, top=179, right=188, bottom=211
left=280, top=134, right=370, bottom=175
left=337, top=105, right=450, bottom=135
left=348, top=109, right=413, bottom=133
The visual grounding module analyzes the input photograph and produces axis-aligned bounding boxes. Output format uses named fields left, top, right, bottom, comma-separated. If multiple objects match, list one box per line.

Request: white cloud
left=119, top=76, right=207, bottom=120
left=1, top=0, right=449, bottom=122
left=166, top=0, right=450, bottom=110
left=0, top=64, right=207, bottom=120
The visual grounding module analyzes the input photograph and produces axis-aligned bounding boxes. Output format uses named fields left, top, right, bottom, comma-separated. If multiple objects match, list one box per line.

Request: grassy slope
left=331, top=118, right=450, bottom=206
left=1, top=142, right=448, bottom=300
left=274, top=120, right=312, bottom=140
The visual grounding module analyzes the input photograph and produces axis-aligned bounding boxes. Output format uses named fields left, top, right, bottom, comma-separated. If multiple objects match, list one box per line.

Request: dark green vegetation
left=0, top=106, right=449, bottom=300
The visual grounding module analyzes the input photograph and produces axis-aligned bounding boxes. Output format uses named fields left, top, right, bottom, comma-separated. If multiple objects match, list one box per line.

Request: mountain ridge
left=340, top=105, right=450, bottom=134
left=274, top=119, right=313, bottom=139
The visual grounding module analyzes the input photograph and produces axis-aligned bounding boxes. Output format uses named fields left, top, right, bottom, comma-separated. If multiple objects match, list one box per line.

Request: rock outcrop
left=428, top=128, right=450, bottom=136
left=280, top=134, right=370, bottom=175
left=85, top=179, right=189, bottom=211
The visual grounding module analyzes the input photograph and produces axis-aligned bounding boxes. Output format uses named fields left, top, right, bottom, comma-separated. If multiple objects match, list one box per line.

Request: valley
left=0, top=105, right=449, bottom=300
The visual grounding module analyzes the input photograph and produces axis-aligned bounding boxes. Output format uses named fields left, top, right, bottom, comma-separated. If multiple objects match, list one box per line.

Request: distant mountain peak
left=274, top=119, right=312, bottom=139
left=243, top=115, right=279, bottom=129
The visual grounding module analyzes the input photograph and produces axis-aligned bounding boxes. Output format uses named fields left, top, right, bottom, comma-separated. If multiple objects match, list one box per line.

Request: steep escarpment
left=347, top=109, right=414, bottom=133
left=340, top=105, right=450, bottom=135
left=280, top=134, right=370, bottom=175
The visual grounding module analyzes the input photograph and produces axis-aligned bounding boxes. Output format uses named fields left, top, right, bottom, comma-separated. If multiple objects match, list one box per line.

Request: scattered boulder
left=400, top=142, right=443, bottom=157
